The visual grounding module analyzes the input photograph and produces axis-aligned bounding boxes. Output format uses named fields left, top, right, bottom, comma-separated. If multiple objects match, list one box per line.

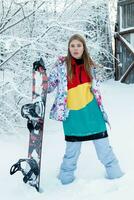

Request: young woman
left=47, top=34, right=124, bottom=184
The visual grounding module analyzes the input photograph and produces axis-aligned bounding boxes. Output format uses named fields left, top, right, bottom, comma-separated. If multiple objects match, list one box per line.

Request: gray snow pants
left=58, top=137, right=124, bottom=184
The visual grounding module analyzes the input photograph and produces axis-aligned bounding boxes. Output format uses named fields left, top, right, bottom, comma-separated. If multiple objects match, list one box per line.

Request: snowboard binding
left=10, top=158, right=39, bottom=184
left=21, top=101, right=45, bottom=120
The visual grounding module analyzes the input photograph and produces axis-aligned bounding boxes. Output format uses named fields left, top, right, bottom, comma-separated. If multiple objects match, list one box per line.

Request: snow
left=0, top=79, right=134, bottom=200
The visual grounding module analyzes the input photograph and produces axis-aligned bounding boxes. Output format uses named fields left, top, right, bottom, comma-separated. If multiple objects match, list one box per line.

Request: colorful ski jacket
left=47, top=56, right=110, bottom=127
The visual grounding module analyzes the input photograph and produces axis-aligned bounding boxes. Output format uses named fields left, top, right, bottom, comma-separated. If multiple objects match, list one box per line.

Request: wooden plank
left=120, top=2, right=134, bottom=28
left=120, top=61, right=134, bottom=82
left=114, top=37, right=119, bottom=80
left=115, top=0, right=134, bottom=83
left=115, top=32, right=134, bottom=56
left=119, top=28, right=134, bottom=35
left=125, top=67, right=134, bottom=83
left=118, top=0, right=134, bottom=6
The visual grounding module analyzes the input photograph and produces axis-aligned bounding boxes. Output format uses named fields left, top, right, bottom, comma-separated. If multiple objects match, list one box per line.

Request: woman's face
left=69, top=39, right=84, bottom=59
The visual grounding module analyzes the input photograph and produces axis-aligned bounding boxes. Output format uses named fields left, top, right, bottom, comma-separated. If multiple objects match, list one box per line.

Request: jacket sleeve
left=47, top=60, right=59, bottom=93
left=91, top=67, right=111, bottom=128
left=91, top=67, right=102, bottom=104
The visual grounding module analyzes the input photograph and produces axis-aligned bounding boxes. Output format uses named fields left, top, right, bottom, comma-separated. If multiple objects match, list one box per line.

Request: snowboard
left=10, top=58, right=48, bottom=192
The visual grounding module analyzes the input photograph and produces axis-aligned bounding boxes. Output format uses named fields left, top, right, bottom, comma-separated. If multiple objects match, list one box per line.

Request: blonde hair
left=66, top=34, right=95, bottom=81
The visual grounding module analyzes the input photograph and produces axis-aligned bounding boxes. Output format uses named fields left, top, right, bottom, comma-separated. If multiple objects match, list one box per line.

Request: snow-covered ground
left=0, top=79, right=134, bottom=200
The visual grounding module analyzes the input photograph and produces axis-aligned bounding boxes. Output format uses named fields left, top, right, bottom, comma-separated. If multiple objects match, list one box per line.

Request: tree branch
left=4, top=0, right=14, bottom=19
left=0, top=1, right=46, bottom=34
left=0, top=1, right=29, bottom=31
left=0, top=24, right=59, bottom=69
left=0, top=0, right=5, bottom=24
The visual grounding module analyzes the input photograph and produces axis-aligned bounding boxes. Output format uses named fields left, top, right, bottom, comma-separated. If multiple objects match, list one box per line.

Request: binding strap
left=10, top=158, right=39, bottom=183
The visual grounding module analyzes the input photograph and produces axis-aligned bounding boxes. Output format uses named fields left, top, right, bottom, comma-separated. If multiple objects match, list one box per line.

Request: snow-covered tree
left=0, top=0, right=117, bottom=134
